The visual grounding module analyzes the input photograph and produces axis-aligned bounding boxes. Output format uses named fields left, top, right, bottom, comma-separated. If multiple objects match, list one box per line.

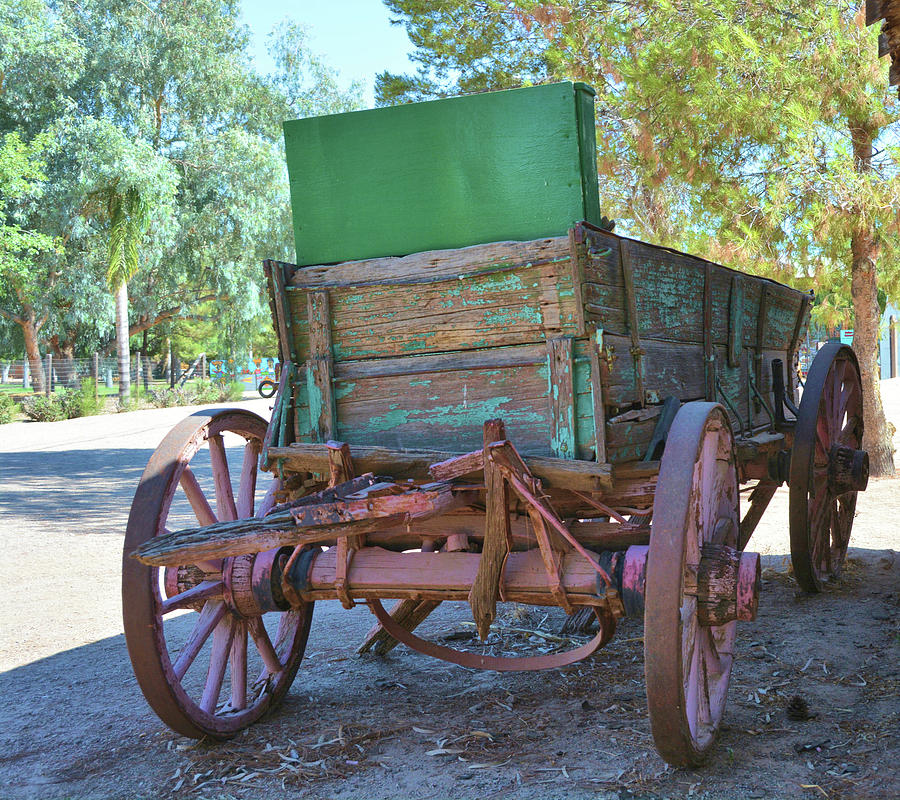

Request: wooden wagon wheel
left=789, top=343, right=867, bottom=593
left=644, top=402, right=740, bottom=766
left=122, top=409, right=313, bottom=739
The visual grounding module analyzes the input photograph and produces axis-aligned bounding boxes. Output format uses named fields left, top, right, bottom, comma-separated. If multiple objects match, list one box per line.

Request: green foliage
left=0, top=393, right=18, bottom=424
left=148, top=379, right=244, bottom=408
left=21, top=392, right=67, bottom=421
left=0, top=0, right=361, bottom=367
left=20, top=382, right=105, bottom=421
left=0, top=131, right=58, bottom=280
left=74, top=378, right=106, bottom=416
left=380, top=1, right=900, bottom=305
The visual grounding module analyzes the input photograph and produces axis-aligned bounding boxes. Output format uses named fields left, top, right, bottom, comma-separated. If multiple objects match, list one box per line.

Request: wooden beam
left=306, top=290, right=336, bottom=441
left=269, top=443, right=613, bottom=491
left=468, top=420, right=511, bottom=640
left=619, top=239, right=645, bottom=405
left=132, top=484, right=475, bottom=567
left=547, top=337, right=576, bottom=459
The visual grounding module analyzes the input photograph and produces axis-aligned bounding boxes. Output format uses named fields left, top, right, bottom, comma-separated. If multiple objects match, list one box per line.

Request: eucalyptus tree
left=0, top=131, right=58, bottom=391
left=379, top=0, right=898, bottom=475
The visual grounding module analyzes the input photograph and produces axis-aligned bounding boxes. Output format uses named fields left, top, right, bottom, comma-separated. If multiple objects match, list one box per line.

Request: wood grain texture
left=284, top=82, right=601, bottom=265
left=306, top=291, right=335, bottom=441
left=266, top=442, right=613, bottom=490
left=292, top=257, right=578, bottom=362
left=469, top=420, right=510, bottom=640
left=547, top=337, right=576, bottom=458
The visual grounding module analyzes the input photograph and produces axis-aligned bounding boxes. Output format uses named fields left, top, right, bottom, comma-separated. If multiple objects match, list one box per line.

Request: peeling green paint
left=408, top=378, right=432, bottom=387
left=361, top=396, right=545, bottom=433
left=334, top=381, right=357, bottom=400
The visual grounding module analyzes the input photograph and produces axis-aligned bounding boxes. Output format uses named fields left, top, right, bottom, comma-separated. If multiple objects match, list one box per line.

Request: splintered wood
left=132, top=480, right=473, bottom=567
left=468, top=420, right=511, bottom=641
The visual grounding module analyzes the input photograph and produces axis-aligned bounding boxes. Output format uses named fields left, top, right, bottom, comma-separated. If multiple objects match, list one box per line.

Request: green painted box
left=283, top=81, right=601, bottom=266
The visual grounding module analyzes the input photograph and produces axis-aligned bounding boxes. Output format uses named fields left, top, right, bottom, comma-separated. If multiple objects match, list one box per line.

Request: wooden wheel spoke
left=815, top=416, right=832, bottom=456
left=124, top=411, right=311, bottom=739
left=257, top=479, right=282, bottom=517
left=837, top=380, right=857, bottom=421
left=827, top=363, right=843, bottom=434
left=161, top=580, right=224, bottom=614
left=200, top=616, right=237, bottom=714
left=235, top=440, right=260, bottom=519
left=230, top=622, right=248, bottom=712
left=180, top=466, right=217, bottom=526
left=248, top=616, right=284, bottom=676
left=696, top=632, right=712, bottom=731
left=172, top=600, right=227, bottom=681
left=838, top=415, right=862, bottom=447
left=208, top=433, right=238, bottom=522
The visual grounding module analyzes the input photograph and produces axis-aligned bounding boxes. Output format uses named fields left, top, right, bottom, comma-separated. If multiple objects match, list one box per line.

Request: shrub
left=148, top=387, right=190, bottom=408
left=192, top=380, right=245, bottom=404
left=21, top=393, right=67, bottom=422
left=0, top=393, right=18, bottom=425
left=67, top=379, right=105, bottom=417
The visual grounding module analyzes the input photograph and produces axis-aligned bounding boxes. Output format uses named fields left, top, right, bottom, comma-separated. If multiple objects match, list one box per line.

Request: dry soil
left=0, top=385, right=898, bottom=800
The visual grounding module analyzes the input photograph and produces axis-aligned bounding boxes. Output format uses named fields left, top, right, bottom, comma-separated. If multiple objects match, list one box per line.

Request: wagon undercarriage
left=123, top=336, right=867, bottom=766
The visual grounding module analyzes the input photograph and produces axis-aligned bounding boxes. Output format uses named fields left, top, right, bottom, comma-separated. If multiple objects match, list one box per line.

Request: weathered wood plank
left=318, top=259, right=578, bottom=361
left=266, top=261, right=297, bottom=363
left=469, top=420, right=510, bottom=640
left=289, top=237, right=571, bottom=288
left=547, top=337, right=576, bottom=458
left=333, top=361, right=554, bottom=455
left=334, top=343, right=546, bottom=381
left=266, top=443, right=613, bottom=490
left=306, top=291, right=335, bottom=441
left=132, top=484, right=476, bottom=567
left=576, top=227, right=807, bottom=351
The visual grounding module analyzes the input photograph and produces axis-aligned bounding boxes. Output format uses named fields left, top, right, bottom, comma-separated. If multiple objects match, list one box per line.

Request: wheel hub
left=222, top=548, right=292, bottom=617
left=827, top=444, right=869, bottom=495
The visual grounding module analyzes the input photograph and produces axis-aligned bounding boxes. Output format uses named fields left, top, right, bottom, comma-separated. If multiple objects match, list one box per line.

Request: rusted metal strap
left=368, top=599, right=616, bottom=672
left=327, top=440, right=359, bottom=609
left=261, top=365, right=292, bottom=466
left=619, top=240, right=645, bottom=406
left=728, top=276, right=744, bottom=368
left=755, top=284, right=770, bottom=384
left=703, top=262, right=715, bottom=401
left=787, top=292, right=812, bottom=397
left=588, top=326, right=608, bottom=464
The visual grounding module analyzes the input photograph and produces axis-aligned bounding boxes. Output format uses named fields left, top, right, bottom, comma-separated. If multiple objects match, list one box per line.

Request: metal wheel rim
left=644, top=403, right=739, bottom=767
left=789, top=343, right=863, bottom=593
left=122, top=409, right=313, bottom=739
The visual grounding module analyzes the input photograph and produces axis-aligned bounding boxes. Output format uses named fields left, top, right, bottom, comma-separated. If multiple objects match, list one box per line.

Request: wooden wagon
left=122, top=84, right=868, bottom=767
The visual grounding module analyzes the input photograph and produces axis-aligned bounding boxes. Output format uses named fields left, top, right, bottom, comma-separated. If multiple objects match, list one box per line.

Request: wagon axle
left=165, top=541, right=761, bottom=629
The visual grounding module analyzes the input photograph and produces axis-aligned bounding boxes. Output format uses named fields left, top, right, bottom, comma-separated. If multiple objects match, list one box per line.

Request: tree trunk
left=850, top=125, right=895, bottom=477
left=20, top=308, right=45, bottom=394
left=115, top=281, right=131, bottom=404
left=49, top=336, right=79, bottom=389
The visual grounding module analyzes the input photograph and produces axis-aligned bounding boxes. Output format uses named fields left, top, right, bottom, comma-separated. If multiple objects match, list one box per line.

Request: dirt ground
left=1, top=383, right=898, bottom=800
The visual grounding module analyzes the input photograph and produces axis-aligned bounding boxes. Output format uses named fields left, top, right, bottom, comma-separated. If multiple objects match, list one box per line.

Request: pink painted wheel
left=644, top=403, right=740, bottom=766
left=789, top=343, right=865, bottom=592
left=122, top=409, right=313, bottom=739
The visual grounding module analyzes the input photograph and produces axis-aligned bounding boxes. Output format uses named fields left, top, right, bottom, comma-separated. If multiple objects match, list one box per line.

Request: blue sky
left=239, top=0, right=416, bottom=106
